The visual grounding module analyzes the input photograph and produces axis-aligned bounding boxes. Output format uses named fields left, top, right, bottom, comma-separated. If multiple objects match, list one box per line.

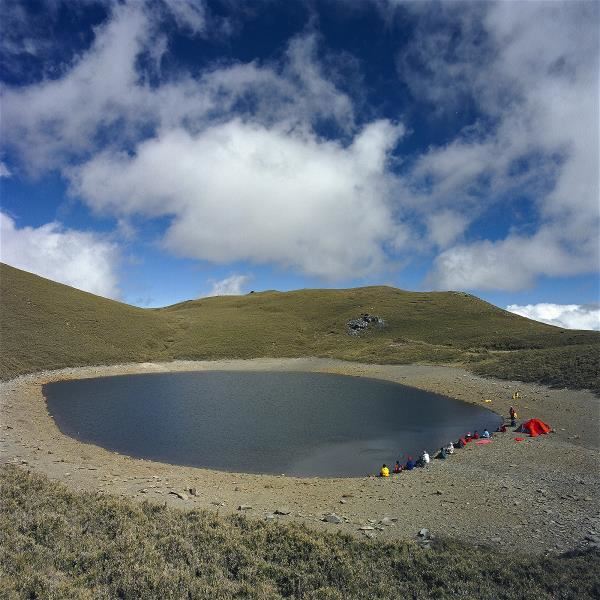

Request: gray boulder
left=323, top=513, right=343, bottom=524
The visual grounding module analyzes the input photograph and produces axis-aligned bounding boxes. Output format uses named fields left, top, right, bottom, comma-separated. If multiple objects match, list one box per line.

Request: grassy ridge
left=473, top=344, right=600, bottom=394
left=0, top=264, right=175, bottom=376
left=2, top=466, right=599, bottom=600
left=1, top=263, right=598, bottom=391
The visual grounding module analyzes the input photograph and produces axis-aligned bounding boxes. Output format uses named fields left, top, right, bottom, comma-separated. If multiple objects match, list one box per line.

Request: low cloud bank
left=507, top=303, right=600, bottom=331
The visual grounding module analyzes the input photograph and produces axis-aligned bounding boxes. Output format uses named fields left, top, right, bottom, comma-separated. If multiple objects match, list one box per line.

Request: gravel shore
left=1, top=358, right=599, bottom=554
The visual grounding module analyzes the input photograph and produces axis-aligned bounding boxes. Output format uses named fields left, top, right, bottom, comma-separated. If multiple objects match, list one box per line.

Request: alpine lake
left=44, top=371, right=502, bottom=477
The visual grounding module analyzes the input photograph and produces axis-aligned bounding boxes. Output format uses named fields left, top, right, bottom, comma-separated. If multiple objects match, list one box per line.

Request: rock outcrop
left=346, top=313, right=385, bottom=336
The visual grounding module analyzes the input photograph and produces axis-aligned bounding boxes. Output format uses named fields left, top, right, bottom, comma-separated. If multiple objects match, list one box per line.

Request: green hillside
left=2, top=266, right=600, bottom=598
left=1, top=263, right=598, bottom=391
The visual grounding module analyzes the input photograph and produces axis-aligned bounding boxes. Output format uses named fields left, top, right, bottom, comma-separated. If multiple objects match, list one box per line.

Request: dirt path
left=1, top=358, right=599, bottom=554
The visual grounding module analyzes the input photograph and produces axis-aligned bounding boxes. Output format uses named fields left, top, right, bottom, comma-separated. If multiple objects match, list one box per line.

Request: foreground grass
left=1, top=467, right=599, bottom=599
left=1, top=264, right=598, bottom=392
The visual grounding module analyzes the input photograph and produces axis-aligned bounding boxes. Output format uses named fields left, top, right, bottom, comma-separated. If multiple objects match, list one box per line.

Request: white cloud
left=1, top=2, right=151, bottom=172
left=0, top=2, right=389, bottom=282
left=69, top=119, right=405, bottom=279
left=0, top=0, right=98, bottom=81
left=283, top=33, right=355, bottom=132
left=1, top=4, right=356, bottom=174
left=399, top=2, right=599, bottom=290
left=396, top=2, right=489, bottom=113
left=205, top=274, right=251, bottom=297
left=0, top=162, right=10, bottom=177
left=429, top=229, right=595, bottom=291
left=507, top=303, right=600, bottom=331
left=162, top=0, right=206, bottom=34
left=2, top=1, right=597, bottom=292
left=426, top=210, right=469, bottom=249
left=0, top=212, right=119, bottom=298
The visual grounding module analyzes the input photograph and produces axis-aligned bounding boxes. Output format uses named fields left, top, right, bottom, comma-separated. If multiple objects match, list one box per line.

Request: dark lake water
left=44, top=371, right=502, bottom=477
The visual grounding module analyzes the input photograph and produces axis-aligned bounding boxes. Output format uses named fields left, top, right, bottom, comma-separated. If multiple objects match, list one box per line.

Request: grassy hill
left=1, top=263, right=598, bottom=391
left=2, top=265, right=600, bottom=598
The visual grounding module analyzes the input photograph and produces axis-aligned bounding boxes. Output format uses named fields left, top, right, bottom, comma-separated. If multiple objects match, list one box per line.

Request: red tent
left=517, top=418, right=552, bottom=437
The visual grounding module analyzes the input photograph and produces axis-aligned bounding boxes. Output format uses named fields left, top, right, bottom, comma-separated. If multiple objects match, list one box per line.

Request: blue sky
left=0, top=0, right=599, bottom=330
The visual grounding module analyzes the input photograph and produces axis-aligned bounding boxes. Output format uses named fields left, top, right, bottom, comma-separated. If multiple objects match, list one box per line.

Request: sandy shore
left=1, top=358, right=599, bottom=554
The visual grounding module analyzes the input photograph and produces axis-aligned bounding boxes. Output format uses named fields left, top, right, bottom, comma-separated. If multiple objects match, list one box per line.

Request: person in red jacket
left=473, top=430, right=480, bottom=440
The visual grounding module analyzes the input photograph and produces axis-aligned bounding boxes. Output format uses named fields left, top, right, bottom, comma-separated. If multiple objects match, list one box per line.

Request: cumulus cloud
left=428, top=229, right=595, bottom=291
left=426, top=210, right=469, bottom=249
left=205, top=274, right=252, bottom=297
left=400, top=1, right=599, bottom=290
left=1, top=3, right=355, bottom=174
left=0, top=1, right=385, bottom=282
left=1, top=2, right=151, bottom=172
left=507, top=303, right=600, bottom=331
left=69, top=119, right=405, bottom=278
left=2, top=0, right=598, bottom=292
left=0, top=212, right=119, bottom=297
left=0, top=162, right=10, bottom=177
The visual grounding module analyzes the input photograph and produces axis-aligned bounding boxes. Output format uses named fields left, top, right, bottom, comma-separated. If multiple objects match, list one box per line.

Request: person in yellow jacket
left=380, top=464, right=390, bottom=477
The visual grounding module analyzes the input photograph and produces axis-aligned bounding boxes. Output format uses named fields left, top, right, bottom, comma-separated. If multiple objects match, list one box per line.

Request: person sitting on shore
left=419, top=450, right=430, bottom=466
left=446, top=442, right=455, bottom=454
left=456, top=437, right=466, bottom=448
left=465, top=432, right=472, bottom=443
left=473, top=430, right=480, bottom=440
left=380, top=464, right=390, bottom=477
left=393, top=461, right=402, bottom=474
left=496, top=424, right=507, bottom=433
left=482, top=428, right=491, bottom=439
left=437, top=446, right=448, bottom=459
left=405, top=457, right=415, bottom=470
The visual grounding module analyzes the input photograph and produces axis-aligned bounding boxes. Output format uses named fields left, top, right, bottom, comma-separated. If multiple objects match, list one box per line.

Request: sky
left=0, top=0, right=598, bottom=330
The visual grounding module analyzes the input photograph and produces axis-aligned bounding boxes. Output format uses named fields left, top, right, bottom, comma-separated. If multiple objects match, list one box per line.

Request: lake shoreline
left=1, top=358, right=599, bottom=554
left=43, top=369, right=503, bottom=478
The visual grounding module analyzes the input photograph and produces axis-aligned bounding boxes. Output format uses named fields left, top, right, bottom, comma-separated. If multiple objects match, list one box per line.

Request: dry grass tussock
left=1, top=466, right=599, bottom=599
left=1, top=264, right=598, bottom=392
